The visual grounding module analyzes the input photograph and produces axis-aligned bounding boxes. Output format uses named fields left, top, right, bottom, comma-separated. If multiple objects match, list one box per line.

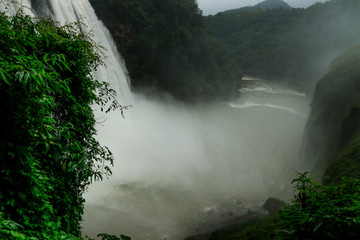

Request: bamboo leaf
left=0, top=71, right=11, bottom=85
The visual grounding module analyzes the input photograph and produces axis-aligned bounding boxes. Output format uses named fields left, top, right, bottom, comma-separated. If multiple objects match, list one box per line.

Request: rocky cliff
left=299, top=45, right=360, bottom=182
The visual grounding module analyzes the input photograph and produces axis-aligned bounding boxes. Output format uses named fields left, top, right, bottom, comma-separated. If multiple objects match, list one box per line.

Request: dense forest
left=88, top=0, right=360, bottom=97
left=205, top=0, right=360, bottom=92
left=89, top=0, right=241, bottom=101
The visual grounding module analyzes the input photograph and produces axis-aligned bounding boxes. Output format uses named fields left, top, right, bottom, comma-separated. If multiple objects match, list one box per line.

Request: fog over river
left=82, top=77, right=310, bottom=240
left=0, top=1, right=333, bottom=239
left=0, top=0, right=309, bottom=238
left=1, top=2, right=310, bottom=238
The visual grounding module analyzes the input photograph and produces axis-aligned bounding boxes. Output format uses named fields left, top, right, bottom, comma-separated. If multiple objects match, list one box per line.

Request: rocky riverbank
left=185, top=198, right=288, bottom=240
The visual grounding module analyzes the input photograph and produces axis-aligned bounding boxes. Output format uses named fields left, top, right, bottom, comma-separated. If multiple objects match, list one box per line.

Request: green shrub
left=279, top=172, right=360, bottom=240
left=0, top=9, right=123, bottom=239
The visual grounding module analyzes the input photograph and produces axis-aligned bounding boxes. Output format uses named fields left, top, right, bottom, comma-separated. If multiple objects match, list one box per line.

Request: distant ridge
left=255, top=0, right=291, bottom=10
left=219, top=0, right=291, bottom=15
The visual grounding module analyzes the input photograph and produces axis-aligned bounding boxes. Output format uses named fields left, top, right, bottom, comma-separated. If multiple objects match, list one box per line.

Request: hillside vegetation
left=254, top=0, right=291, bottom=10
left=300, top=45, right=360, bottom=183
left=205, top=0, right=360, bottom=91
left=89, top=0, right=241, bottom=101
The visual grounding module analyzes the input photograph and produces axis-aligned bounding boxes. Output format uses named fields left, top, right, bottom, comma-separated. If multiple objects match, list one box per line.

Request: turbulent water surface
left=82, top=78, right=310, bottom=240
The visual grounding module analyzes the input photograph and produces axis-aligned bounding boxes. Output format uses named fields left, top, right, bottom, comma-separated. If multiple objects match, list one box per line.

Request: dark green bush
left=279, top=172, right=360, bottom=240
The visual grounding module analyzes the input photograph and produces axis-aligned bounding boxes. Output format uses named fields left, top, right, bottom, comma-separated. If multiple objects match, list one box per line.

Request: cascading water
left=82, top=85, right=309, bottom=239
left=1, top=1, right=310, bottom=239
left=1, top=0, right=132, bottom=103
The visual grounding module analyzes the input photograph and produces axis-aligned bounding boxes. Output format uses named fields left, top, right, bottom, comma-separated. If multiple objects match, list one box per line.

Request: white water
left=1, top=1, right=310, bottom=239
left=229, top=101, right=307, bottom=118
left=0, top=0, right=32, bottom=15
left=82, top=87, right=309, bottom=239
left=229, top=79, right=309, bottom=118
left=82, top=77, right=309, bottom=239
left=1, top=0, right=132, bottom=103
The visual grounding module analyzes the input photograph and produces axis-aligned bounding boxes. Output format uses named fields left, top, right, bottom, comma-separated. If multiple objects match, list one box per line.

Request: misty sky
left=197, top=0, right=329, bottom=15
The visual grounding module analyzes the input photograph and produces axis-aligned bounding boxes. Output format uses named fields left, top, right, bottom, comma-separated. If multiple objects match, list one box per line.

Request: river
left=82, top=77, right=310, bottom=240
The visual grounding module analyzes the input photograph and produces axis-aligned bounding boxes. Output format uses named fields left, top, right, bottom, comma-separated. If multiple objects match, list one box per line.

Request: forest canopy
left=205, top=0, right=360, bottom=91
left=89, top=0, right=241, bottom=100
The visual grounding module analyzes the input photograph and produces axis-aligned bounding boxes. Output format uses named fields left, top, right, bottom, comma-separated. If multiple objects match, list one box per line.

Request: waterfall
left=1, top=1, right=310, bottom=239
left=0, top=0, right=33, bottom=16
left=0, top=0, right=132, bottom=103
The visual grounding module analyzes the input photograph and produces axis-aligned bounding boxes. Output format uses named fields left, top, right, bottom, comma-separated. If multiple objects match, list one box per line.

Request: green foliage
left=97, top=233, right=131, bottom=240
left=209, top=173, right=360, bottom=240
left=0, top=212, right=81, bottom=240
left=89, top=0, right=241, bottom=101
left=324, top=138, right=360, bottom=184
left=206, top=8, right=306, bottom=82
left=279, top=172, right=360, bottom=240
left=0, top=9, right=120, bottom=239
left=0, top=213, right=30, bottom=240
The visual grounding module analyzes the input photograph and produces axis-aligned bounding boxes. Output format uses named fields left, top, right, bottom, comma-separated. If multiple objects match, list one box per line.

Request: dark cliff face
left=299, top=45, right=360, bottom=182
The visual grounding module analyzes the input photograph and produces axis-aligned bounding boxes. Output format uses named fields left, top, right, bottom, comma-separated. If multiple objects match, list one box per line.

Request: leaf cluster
left=279, top=172, right=360, bottom=240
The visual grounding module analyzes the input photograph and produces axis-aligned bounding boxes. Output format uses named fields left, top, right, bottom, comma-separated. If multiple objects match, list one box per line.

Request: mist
left=82, top=83, right=309, bottom=239
left=81, top=0, right=360, bottom=239
left=1, top=0, right=357, bottom=239
left=286, top=0, right=360, bottom=91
